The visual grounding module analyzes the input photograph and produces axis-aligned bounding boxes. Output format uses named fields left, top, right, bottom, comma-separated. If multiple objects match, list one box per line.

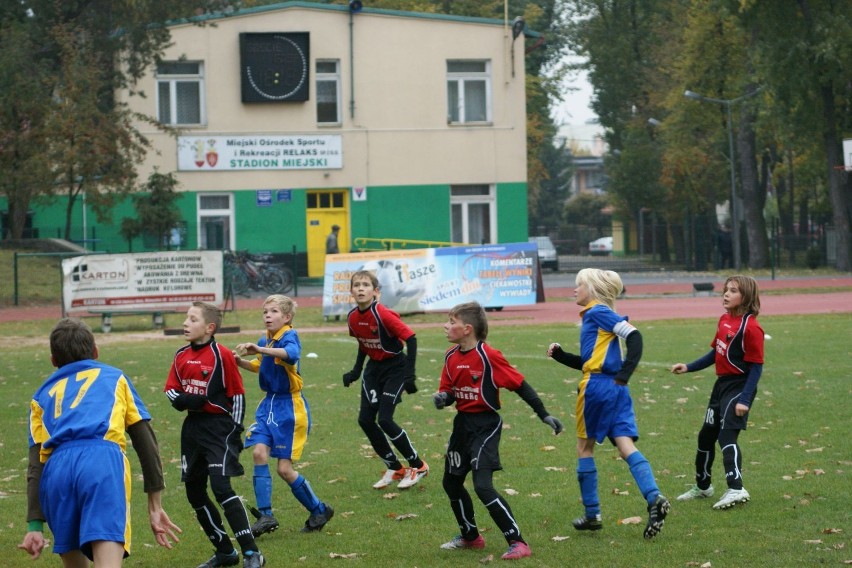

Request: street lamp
left=684, top=88, right=762, bottom=270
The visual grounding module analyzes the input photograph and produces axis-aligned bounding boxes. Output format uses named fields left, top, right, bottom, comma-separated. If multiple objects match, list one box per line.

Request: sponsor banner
left=322, top=243, right=538, bottom=317
left=177, top=135, right=342, bottom=171
left=62, top=251, right=224, bottom=314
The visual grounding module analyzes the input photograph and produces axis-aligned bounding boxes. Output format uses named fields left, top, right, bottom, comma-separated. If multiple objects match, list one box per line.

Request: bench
left=100, top=312, right=164, bottom=333
left=692, top=282, right=715, bottom=296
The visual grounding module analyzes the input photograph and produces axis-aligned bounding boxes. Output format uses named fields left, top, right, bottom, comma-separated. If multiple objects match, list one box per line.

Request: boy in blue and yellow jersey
left=19, top=318, right=181, bottom=567
left=236, top=295, right=333, bottom=537
left=547, top=268, right=670, bottom=540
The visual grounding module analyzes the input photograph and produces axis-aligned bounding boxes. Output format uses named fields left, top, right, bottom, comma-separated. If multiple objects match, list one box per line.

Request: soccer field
left=0, top=311, right=848, bottom=567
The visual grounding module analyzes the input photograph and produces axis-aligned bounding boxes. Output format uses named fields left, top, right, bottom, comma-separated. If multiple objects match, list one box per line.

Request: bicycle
left=224, top=250, right=294, bottom=296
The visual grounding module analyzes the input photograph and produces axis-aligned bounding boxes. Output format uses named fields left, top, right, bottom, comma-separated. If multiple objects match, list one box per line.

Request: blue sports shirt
left=28, top=359, right=151, bottom=463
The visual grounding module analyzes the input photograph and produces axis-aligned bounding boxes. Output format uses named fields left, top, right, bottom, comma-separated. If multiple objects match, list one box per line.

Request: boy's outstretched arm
left=672, top=350, right=715, bottom=374
left=547, top=343, right=582, bottom=370
left=514, top=381, right=564, bottom=435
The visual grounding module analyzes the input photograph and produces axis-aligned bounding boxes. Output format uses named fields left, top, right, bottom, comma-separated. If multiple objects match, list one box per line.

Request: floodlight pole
left=684, top=88, right=762, bottom=270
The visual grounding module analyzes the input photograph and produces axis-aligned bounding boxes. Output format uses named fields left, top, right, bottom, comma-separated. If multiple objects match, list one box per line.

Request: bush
left=805, top=245, right=822, bottom=269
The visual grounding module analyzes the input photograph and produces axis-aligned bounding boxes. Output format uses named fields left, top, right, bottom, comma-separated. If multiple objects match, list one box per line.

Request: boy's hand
left=542, top=415, right=564, bottom=435
left=546, top=342, right=562, bottom=358
left=433, top=391, right=455, bottom=409
left=403, top=376, right=418, bottom=394
left=342, top=370, right=360, bottom=387
left=17, top=531, right=47, bottom=559
left=671, top=363, right=688, bottom=374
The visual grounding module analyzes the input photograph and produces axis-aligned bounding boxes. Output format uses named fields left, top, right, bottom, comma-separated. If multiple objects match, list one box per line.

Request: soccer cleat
left=712, top=487, right=750, bottom=510
left=440, top=534, right=486, bottom=550
left=242, top=551, right=265, bottom=568
left=398, top=461, right=429, bottom=489
left=677, top=485, right=715, bottom=501
left=501, top=540, right=532, bottom=560
left=248, top=507, right=279, bottom=538
left=196, top=550, right=240, bottom=568
left=644, top=494, right=671, bottom=539
left=301, top=504, right=334, bottom=532
left=572, top=514, right=603, bottom=531
left=373, top=467, right=407, bottom=489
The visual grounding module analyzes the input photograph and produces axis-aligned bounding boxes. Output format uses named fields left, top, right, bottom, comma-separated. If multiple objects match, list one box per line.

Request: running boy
left=164, top=302, right=265, bottom=568
left=235, top=295, right=333, bottom=536
left=547, top=268, right=669, bottom=539
left=434, top=302, right=563, bottom=560
left=19, top=318, right=181, bottom=567
left=671, top=275, right=764, bottom=510
left=343, top=269, right=427, bottom=490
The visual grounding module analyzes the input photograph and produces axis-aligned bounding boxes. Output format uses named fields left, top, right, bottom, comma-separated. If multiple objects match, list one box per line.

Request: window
left=450, top=184, right=495, bottom=244
left=157, top=62, right=204, bottom=126
left=447, top=60, right=491, bottom=124
left=197, top=193, right=233, bottom=250
left=316, top=60, right=341, bottom=124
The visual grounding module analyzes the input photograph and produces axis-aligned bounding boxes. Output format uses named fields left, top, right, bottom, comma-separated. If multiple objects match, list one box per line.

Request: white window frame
left=197, top=193, right=234, bottom=250
left=156, top=61, right=206, bottom=126
left=450, top=184, right=496, bottom=244
left=315, top=59, right=341, bottom=125
left=447, top=60, right=492, bottom=124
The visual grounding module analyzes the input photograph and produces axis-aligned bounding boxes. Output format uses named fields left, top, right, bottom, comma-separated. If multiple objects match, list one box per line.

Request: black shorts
left=704, top=376, right=749, bottom=431
left=362, top=355, right=407, bottom=410
left=180, top=413, right=245, bottom=482
left=445, top=411, right=503, bottom=475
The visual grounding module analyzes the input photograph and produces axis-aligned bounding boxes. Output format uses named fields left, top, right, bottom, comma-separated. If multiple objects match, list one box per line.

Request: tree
left=120, top=172, right=183, bottom=252
left=0, top=0, right=242, bottom=241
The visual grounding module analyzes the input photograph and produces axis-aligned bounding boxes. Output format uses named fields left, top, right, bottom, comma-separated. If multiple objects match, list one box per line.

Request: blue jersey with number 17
left=28, top=359, right=151, bottom=464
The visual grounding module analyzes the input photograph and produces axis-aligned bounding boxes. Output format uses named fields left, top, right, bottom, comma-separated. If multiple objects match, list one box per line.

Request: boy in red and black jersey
left=672, top=275, right=765, bottom=511
left=343, top=270, right=428, bottom=490
left=165, top=301, right=264, bottom=568
left=433, top=302, right=563, bottom=560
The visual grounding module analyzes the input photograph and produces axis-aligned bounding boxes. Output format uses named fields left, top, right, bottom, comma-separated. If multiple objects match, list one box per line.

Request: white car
left=528, top=236, right=559, bottom=271
left=588, top=236, right=613, bottom=255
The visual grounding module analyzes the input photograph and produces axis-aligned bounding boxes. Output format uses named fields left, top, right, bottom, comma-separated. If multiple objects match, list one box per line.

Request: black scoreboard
left=240, top=32, right=310, bottom=103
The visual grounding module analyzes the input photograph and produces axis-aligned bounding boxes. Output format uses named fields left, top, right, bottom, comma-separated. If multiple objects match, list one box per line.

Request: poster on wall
left=322, top=243, right=539, bottom=318
left=177, top=135, right=342, bottom=171
left=62, top=251, right=224, bottom=314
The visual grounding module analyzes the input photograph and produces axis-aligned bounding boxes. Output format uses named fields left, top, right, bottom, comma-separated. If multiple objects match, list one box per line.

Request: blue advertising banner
left=322, top=243, right=539, bottom=317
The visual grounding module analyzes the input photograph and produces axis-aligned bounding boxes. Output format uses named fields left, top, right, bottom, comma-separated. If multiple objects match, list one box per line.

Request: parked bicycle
left=223, top=250, right=294, bottom=296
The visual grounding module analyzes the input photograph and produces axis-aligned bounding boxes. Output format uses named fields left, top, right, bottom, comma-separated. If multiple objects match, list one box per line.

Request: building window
left=316, top=60, right=341, bottom=124
left=447, top=60, right=491, bottom=124
left=157, top=62, right=204, bottom=126
left=450, top=184, right=495, bottom=244
left=197, top=193, right=233, bottom=250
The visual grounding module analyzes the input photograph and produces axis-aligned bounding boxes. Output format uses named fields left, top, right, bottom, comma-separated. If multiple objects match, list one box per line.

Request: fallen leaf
left=383, top=493, right=399, bottom=500
left=823, top=528, right=843, bottom=534
left=676, top=398, right=689, bottom=404
left=814, top=469, right=825, bottom=475
left=329, top=552, right=359, bottom=559
left=340, top=511, right=355, bottom=518
left=803, top=539, right=823, bottom=544
left=395, top=513, right=418, bottom=521
left=611, top=488, right=629, bottom=496
left=505, top=488, right=519, bottom=496
left=805, top=447, right=824, bottom=453
left=541, top=445, right=557, bottom=451
left=479, top=553, right=495, bottom=564
left=530, top=493, right=542, bottom=497
left=618, top=516, right=642, bottom=525
left=551, top=535, right=570, bottom=541
left=544, top=466, right=567, bottom=472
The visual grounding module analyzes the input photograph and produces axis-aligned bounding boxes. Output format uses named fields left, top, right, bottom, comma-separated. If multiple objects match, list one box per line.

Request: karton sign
left=62, top=251, right=224, bottom=314
left=177, top=135, right=342, bottom=171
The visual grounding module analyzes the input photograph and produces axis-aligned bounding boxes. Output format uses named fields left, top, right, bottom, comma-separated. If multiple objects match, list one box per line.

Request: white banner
left=177, top=135, right=342, bottom=171
left=62, top=251, right=224, bottom=314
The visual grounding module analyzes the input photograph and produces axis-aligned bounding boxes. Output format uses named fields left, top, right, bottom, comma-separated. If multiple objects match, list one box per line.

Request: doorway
left=306, top=189, right=348, bottom=277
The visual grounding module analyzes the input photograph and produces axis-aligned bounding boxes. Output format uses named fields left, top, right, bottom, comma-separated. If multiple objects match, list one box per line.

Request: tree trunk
left=738, top=104, right=769, bottom=268
left=820, top=84, right=851, bottom=271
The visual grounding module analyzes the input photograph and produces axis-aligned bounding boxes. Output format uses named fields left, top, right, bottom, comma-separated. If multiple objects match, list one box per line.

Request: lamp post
left=684, top=88, right=762, bottom=270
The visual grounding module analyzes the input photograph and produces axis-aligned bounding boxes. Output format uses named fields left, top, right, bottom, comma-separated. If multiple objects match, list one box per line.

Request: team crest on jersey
left=370, top=325, right=378, bottom=335
left=471, top=372, right=481, bottom=383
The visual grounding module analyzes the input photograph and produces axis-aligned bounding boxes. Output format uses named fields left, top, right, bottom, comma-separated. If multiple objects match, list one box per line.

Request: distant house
left=556, top=120, right=607, bottom=197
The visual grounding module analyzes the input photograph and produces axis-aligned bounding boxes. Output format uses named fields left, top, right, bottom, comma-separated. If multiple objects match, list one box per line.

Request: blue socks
left=626, top=451, right=660, bottom=504
left=253, top=464, right=273, bottom=515
left=290, top=474, right=323, bottom=514
left=577, top=457, right=600, bottom=517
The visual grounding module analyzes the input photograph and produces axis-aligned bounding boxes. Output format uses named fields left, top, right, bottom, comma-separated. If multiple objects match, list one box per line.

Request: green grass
left=0, top=312, right=849, bottom=567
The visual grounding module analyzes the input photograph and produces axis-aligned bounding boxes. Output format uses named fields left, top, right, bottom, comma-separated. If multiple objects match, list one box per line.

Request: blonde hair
left=724, top=275, right=761, bottom=316
left=576, top=268, right=623, bottom=309
left=191, top=301, right=222, bottom=333
left=263, top=294, right=297, bottom=316
left=449, top=301, right=489, bottom=340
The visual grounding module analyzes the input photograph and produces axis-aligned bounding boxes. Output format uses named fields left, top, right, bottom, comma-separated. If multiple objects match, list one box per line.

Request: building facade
left=40, top=1, right=527, bottom=277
